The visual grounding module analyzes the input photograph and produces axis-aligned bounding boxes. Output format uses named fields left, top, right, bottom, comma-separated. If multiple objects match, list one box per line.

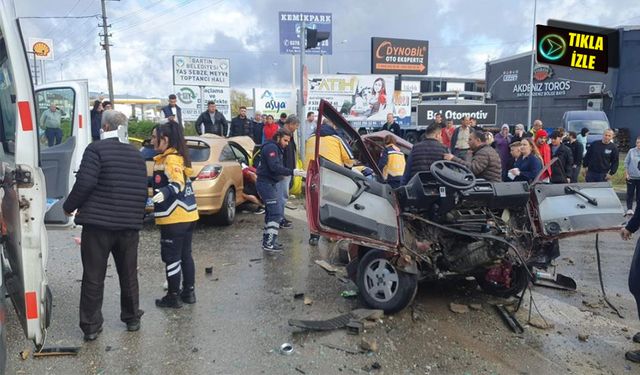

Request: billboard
left=253, top=88, right=296, bottom=117
left=279, top=11, right=332, bottom=55
left=173, top=55, right=230, bottom=87
left=304, top=74, right=409, bottom=128
left=417, top=104, right=497, bottom=126
left=536, top=24, right=610, bottom=73
left=28, top=38, right=54, bottom=60
left=371, top=37, right=428, bottom=75
left=175, top=86, right=231, bottom=121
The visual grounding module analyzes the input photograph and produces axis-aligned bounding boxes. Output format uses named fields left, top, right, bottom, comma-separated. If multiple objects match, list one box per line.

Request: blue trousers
left=257, top=179, right=283, bottom=228
left=277, top=175, right=291, bottom=218
left=630, top=238, right=640, bottom=320
left=45, top=127, right=63, bottom=147
left=585, top=170, right=607, bottom=182
left=160, top=222, right=195, bottom=294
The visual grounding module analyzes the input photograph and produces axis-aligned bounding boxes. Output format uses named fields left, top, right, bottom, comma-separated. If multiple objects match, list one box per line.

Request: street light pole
left=526, top=0, right=537, bottom=130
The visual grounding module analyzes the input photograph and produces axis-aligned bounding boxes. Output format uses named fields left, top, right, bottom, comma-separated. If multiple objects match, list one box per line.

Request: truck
left=353, top=91, right=497, bottom=144
left=0, top=1, right=92, bottom=371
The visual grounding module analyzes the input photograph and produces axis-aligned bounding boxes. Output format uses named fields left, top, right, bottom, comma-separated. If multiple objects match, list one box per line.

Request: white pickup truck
left=0, top=1, right=93, bottom=372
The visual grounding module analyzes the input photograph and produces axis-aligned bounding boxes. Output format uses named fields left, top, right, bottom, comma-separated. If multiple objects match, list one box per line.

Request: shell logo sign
left=28, top=38, right=54, bottom=60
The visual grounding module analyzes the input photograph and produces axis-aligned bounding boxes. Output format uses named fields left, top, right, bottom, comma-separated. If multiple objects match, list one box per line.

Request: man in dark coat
left=565, top=131, right=584, bottom=183
left=63, top=110, right=148, bottom=341
left=401, top=122, right=448, bottom=185
left=381, top=112, right=401, bottom=137
left=161, top=94, right=183, bottom=127
left=194, top=101, right=229, bottom=136
left=445, top=130, right=502, bottom=182
left=230, top=106, right=253, bottom=137
left=549, top=130, right=573, bottom=183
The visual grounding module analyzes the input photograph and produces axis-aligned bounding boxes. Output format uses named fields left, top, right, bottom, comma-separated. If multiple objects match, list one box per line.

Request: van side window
left=0, top=33, right=17, bottom=158
left=36, top=87, right=75, bottom=149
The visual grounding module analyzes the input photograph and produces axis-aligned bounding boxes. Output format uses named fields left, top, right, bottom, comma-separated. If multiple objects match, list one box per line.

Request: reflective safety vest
left=152, top=148, right=199, bottom=225
left=381, top=145, right=405, bottom=179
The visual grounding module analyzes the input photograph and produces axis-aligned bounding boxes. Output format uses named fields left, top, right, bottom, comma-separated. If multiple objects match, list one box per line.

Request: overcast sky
left=15, top=0, right=640, bottom=98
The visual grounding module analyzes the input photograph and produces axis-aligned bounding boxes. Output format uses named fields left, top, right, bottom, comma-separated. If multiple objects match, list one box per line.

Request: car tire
left=476, top=264, right=529, bottom=298
left=404, top=131, right=418, bottom=144
left=213, top=188, right=236, bottom=226
left=356, top=250, right=417, bottom=314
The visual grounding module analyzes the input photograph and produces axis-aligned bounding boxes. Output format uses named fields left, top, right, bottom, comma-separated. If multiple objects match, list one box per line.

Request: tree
left=230, top=89, right=252, bottom=117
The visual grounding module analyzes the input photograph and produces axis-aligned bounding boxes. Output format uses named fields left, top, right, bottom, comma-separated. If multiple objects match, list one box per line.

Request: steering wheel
left=430, top=160, right=477, bottom=190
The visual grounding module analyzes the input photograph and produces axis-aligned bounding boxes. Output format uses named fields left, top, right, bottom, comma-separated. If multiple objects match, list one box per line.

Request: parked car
left=140, top=134, right=255, bottom=225
left=306, top=100, right=624, bottom=313
left=562, top=110, right=610, bottom=148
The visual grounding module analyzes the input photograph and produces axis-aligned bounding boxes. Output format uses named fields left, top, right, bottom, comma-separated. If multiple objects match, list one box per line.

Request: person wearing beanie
left=535, top=129, right=551, bottom=182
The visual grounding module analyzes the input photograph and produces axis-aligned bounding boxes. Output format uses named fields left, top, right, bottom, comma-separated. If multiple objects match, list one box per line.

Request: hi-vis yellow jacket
left=378, top=144, right=406, bottom=180
left=304, top=124, right=354, bottom=169
left=152, top=148, right=199, bottom=225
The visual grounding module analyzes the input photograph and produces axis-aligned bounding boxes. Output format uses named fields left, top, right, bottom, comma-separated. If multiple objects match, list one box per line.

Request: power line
left=19, top=15, right=100, bottom=19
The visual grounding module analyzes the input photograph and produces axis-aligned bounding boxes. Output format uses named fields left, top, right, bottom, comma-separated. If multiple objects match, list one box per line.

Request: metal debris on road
left=33, top=347, right=80, bottom=357
left=294, top=367, right=306, bottom=374
left=293, top=292, right=304, bottom=300
left=279, top=343, right=294, bottom=355
left=321, top=343, right=363, bottom=355
left=496, top=305, right=524, bottom=334
left=578, top=334, right=589, bottom=342
left=205, top=266, right=213, bottom=275
left=315, top=260, right=340, bottom=274
left=288, top=309, right=383, bottom=332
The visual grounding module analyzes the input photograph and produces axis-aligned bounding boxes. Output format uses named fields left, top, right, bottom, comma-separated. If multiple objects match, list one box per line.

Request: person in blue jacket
left=509, top=138, right=543, bottom=183
left=256, top=128, right=305, bottom=252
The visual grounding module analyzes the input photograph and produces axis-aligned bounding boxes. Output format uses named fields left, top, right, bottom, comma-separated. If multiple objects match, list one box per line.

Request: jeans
left=627, top=179, right=640, bottom=210
left=585, top=170, right=607, bottom=182
left=79, top=226, right=142, bottom=334
left=45, top=127, right=63, bottom=147
left=159, top=222, right=196, bottom=294
left=570, top=166, right=580, bottom=183
left=630, top=237, right=640, bottom=320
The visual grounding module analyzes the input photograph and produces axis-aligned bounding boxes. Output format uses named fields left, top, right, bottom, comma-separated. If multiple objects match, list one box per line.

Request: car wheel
left=476, top=263, right=529, bottom=298
left=404, top=131, right=418, bottom=144
left=214, top=188, right=236, bottom=226
left=356, top=250, right=417, bottom=314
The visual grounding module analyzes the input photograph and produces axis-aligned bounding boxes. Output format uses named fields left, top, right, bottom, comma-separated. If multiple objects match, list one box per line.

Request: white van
left=0, top=1, right=91, bottom=372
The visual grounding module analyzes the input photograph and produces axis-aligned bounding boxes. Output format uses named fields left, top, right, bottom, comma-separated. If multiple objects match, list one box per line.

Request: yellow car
left=141, top=134, right=255, bottom=225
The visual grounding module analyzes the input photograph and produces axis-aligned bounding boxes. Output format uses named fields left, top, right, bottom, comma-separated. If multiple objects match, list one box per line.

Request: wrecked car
left=306, top=99, right=624, bottom=313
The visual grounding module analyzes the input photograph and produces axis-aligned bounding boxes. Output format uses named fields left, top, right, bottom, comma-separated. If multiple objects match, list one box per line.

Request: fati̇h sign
left=371, top=37, right=428, bottom=75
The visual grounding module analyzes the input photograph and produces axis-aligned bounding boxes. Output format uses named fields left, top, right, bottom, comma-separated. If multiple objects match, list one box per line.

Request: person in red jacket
left=262, top=115, right=278, bottom=143
left=535, top=129, right=551, bottom=181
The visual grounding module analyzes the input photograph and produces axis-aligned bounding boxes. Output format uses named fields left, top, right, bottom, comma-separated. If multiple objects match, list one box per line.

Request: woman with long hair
left=151, top=120, right=199, bottom=308
left=510, top=137, right=543, bottom=182
left=369, top=77, right=387, bottom=116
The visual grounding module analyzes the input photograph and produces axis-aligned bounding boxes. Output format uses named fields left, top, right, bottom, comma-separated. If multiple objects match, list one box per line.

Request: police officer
left=256, top=128, right=305, bottom=252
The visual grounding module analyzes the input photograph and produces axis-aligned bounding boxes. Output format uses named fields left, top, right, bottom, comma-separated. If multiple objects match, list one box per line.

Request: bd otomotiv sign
left=371, top=37, right=428, bottom=75
left=417, top=104, right=497, bottom=126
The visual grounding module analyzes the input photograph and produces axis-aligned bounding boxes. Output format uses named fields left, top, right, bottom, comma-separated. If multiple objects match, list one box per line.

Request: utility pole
left=526, top=0, right=537, bottom=130
left=298, top=21, right=306, bottom=158
left=100, top=0, right=115, bottom=103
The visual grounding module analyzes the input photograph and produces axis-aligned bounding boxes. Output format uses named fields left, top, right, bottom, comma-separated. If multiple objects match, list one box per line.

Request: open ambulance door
left=35, top=79, right=89, bottom=225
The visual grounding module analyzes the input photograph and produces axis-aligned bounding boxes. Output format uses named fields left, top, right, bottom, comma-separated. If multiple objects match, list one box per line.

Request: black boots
left=180, top=287, right=196, bottom=304
left=155, top=292, right=182, bottom=308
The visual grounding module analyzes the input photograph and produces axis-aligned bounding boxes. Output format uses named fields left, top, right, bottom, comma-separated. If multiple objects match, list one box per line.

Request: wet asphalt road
left=5, top=202, right=640, bottom=374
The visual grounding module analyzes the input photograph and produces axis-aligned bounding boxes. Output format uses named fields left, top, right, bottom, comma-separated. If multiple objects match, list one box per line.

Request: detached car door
left=306, top=100, right=401, bottom=248
left=531, top=181, right=624, bottom=237
left=0, top=2, right=51, bottom=351
left=35, top=80, right=89, bottom=225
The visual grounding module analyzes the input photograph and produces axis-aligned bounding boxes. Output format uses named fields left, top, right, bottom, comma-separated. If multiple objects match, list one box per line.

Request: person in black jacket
left=583, top=129, right=618, bottom=182
left=279, top=115, right=300, bottom=228
left=194, top=101, right=228, bottom=136
left=565, top=131, right=584, bottom=183
left=63, top=110, right=147, bottom=341
left=381, top=112, right=401, bottom=137
left=620, top=207, right=640, bottom=363
left=256, top=129, right=305, bottom=251
left=161, top=94, right=183, bottom=127
left=251, top=111, right=264, bottom=145
left=229, top=106, right=252, bottom=137
left=90, top=100, right=103, bottom=141
left=549, top=130, right=573, bottom=184
left=401, top=122, right=448, bottom=185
